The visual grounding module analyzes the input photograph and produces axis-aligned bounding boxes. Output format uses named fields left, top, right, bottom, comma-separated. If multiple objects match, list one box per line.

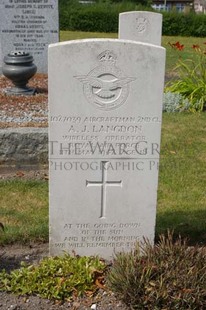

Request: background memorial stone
left=49, top=38, right=165, bottom=259
left=119, top=11, right=162, bottom=46
left=0, top=0, right=59, bottom=74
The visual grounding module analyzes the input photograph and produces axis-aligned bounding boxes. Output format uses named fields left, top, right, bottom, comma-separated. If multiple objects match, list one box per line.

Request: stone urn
left=2, top=51, right=37, bottom=95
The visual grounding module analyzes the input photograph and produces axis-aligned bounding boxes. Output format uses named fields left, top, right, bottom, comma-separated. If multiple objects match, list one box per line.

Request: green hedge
left=59, top=2, right=152, bottom=32
left=162, top=12, right=206, bottom=37
left=68, top=7, right=119, bottom=32
left=59, top=1, right=206, bottom=37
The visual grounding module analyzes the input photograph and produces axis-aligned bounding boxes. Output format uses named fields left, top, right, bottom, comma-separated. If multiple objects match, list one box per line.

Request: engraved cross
left=86, top=161, right=122, bottom=219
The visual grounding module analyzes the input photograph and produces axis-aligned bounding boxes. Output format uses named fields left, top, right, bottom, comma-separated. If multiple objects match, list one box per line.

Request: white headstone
left=119, top=11, right=162, bottom=46
left=49, top=39, right=165, bottom=259
left=0, top=0, right=59, bottom=74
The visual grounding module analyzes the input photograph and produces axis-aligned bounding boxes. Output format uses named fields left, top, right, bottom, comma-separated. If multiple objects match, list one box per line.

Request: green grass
left=0, top=180, right=48, bottom=244
left=60, top=30, right=117, bottom=41
left=157, top=113, right=206, bottom=244
left=0, top=114, right=205, bottom=246
left=60, top=31, right=206, bottom=75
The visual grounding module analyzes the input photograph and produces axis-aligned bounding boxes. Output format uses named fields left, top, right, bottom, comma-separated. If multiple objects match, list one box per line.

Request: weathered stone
left=0, top=128, right=48, bottom=165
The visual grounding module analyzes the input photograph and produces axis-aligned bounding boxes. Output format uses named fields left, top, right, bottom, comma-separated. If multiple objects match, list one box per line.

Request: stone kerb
left=49, top=39, right=165, bottom=259
left=0, top=128, right=48, bottom=166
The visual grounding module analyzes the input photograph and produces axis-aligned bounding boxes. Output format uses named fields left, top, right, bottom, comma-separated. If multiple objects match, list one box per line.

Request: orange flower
left=169, top=41, right=184, bottom=51
left=175, top=41, right=184, bottom=51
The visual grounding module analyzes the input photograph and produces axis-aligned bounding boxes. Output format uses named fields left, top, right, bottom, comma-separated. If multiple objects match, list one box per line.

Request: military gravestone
left=49, top=34, right=165, bottom=258
left=119, top=11, right=162, bottom=46
left=0, top=0, right=59, bottom=73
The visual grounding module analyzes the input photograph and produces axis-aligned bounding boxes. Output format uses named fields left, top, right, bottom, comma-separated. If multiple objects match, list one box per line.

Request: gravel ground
left=0, top=74, right=48, bottom=128
left=0, top=291, right=128, bottom=310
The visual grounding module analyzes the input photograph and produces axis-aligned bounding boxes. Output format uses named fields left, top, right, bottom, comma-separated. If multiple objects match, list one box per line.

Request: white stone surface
left=119, top=11, right=162, bottom=46
left=0, top=0, right=59, bottom=73
left=49, top=39, right=165, bottom=259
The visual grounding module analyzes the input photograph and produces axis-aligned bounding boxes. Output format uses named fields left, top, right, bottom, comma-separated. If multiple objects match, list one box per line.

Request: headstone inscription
left=0, top=0, right=59, bottom=74
left=49, top=38, right=166, bottom=259
left=119, top=11, right=162, bottom=46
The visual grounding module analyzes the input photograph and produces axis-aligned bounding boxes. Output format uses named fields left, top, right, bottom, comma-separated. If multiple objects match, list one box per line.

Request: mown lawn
left=157, top=113, right=206, bottom=244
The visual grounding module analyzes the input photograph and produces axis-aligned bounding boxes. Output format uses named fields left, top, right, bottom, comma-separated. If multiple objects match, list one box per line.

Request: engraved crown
left=98, top=50, right=117, bottom=63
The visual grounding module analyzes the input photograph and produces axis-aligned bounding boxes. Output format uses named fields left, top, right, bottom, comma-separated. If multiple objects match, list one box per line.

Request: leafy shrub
left=0, top=254, right=106, bottom=300
left=107, top=233, right=206, bottom=310
left=165, top=42, right=206, bottom=112
left=163, top=91, right=191, bottom=112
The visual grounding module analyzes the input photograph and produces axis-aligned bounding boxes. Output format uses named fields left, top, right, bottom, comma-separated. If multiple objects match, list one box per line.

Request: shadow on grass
left=156, top=209, right=206, bottom=246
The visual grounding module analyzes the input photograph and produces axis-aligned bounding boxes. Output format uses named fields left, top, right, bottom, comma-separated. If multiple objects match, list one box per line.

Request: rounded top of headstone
left=4, top=51, right=34, bottom=64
